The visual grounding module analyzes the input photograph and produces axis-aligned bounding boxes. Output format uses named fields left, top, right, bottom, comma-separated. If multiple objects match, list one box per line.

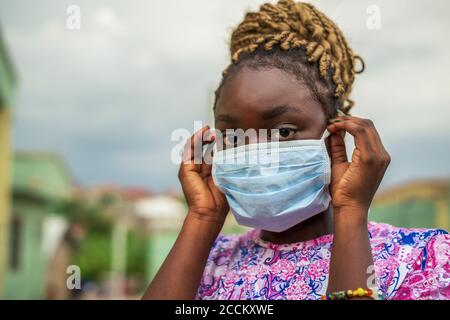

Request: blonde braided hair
left=216, top=0, right=364, bottom=115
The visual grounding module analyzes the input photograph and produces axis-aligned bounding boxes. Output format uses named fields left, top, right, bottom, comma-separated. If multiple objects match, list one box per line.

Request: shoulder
left=367, top=221, right=449, bottom=299
left=394, top=232, right=450, bottom=299
left=368, top=221, right=447, bottom=245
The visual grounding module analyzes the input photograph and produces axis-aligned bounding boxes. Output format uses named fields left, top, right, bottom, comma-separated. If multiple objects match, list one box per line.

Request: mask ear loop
left=322, top=128, right=331, bottom=140
left=321, top=129, right=332, bottom=185
left=328, top=106, right=348, bottom=125
left=336, top=109, right=347, bottom=117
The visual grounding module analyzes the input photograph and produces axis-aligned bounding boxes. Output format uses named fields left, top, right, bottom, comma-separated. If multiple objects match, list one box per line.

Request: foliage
left=57, top=198, right=147, bottom=282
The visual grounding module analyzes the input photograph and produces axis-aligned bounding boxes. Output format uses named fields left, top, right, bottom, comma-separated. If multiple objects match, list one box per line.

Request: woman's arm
left=328, top=209, right=373, bottom=292
left=142, top=126, right=229, bottom=300
left=326, top=117, right=390, bottom=296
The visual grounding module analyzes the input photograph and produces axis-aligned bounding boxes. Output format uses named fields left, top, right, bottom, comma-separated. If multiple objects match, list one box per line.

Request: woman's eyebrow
left=261, top=105, right=301, bottom=120
left=215, top=114, right=238, bottom=124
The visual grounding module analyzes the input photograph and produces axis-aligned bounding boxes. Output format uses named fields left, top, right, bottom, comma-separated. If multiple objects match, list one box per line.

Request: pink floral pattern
left=196, top=222, right=450, bottom=300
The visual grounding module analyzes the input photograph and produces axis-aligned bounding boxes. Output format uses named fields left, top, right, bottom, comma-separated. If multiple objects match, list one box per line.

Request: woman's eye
left=279, top=128, right=292, bottom=138
left=223, top=134, right=240, bottom=147
left=272, top=128, right=298, bottom=141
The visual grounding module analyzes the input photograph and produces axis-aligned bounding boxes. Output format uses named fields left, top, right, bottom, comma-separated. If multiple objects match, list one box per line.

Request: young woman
left=143, top=0, right=449, bottom=300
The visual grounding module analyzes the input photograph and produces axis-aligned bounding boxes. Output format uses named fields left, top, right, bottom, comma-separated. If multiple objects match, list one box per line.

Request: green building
left=370, top=179, right=449, bottom=230
left=5, top=152, right=74, bottom=299
left=0, top=24, right=17, bottom=298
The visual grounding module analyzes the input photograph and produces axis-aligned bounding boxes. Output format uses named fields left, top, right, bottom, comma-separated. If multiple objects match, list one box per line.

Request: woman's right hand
left=178, top=126, right=229, bottom=226
left=143, top=126, right=229, bottom=300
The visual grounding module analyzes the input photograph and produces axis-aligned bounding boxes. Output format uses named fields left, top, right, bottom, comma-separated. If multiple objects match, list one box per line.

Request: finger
left=329, top=132, right=348, bottom=165
left=200, top=129, right=216, bottom=178
left=179, top=126, right=214, bottom=182
left=335, top=116, right=386, bottom=154
left=351, top=118, right=390, bottom=162
left=327, top=120, right=375, bottom=157
left=200, top=161, right=212, bottom=179
left=182, top=126, right=213, bottom=165
left=202, top=129, right=217, bottom=167
left=200, top=129, right=217, bottom=177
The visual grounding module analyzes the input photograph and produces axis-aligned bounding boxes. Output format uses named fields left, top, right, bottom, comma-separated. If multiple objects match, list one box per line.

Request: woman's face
left=214, top=67, right=328, bottom=146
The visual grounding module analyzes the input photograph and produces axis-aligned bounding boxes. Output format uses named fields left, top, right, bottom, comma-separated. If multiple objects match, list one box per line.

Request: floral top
left=196, top=222, right=450, bottom=300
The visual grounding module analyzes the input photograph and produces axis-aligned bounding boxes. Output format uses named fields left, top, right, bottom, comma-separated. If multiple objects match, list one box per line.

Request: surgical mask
left=212, top=130, right=331, bottom=232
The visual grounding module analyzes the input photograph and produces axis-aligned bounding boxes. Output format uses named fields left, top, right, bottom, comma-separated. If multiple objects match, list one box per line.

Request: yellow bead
left=347, top=290, right=353, bottom=297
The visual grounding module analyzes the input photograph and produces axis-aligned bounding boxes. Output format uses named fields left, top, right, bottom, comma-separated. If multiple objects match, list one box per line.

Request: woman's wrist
left=332, top=205, right=369, bottom=233
left=184, top=210, right=225, bottom=238
left=328, top=205, right=374, bottom=294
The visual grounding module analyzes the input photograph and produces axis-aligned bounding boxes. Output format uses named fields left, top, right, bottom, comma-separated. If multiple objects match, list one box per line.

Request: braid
left=216, top=0, right=364, bottom=115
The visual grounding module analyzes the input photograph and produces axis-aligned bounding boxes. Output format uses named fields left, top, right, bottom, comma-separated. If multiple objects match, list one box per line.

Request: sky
left=0, top=0, right=449, bottom=193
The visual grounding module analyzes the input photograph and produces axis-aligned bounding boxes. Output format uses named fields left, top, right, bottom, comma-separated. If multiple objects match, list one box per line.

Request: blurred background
left=0, top=0, right=448, bottom=299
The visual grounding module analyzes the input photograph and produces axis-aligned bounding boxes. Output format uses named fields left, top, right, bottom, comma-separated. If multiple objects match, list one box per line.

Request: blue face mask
left=212, top=130, right=331, bottom=232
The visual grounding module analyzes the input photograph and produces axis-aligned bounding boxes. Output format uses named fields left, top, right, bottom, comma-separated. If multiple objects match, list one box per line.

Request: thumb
left=329, top=132, right=348, bottom=165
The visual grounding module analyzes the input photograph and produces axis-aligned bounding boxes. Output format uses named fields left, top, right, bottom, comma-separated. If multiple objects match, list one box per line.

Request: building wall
left=370, top=181, right=449, bottom=230
left=0, top=26, right=16, bottom=298
left=4, top=208, right=47, bottom=299
left=370, top=200, right=437, bottom=229
left=0, top=107, right=11, bottom=297
left=145, top=232, right=177, bottom=285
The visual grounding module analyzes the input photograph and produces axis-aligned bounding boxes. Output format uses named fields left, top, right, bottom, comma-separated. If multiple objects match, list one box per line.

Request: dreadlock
left=214, top=0, right=364, bottom=117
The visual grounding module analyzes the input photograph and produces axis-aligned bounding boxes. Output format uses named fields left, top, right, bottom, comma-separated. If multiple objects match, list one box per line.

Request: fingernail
left=206, top=132, right=215, bottom=141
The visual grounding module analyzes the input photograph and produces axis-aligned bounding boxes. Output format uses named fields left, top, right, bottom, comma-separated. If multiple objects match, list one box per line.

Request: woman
left=143, top=0, right=449, bottom=300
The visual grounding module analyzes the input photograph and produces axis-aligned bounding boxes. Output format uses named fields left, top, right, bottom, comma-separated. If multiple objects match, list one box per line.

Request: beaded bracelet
left=321, top=287, right=384, bottom=300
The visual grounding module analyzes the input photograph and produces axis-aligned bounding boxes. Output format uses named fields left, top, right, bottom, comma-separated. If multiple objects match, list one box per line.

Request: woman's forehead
left=214, top=67, right=322, bottom=120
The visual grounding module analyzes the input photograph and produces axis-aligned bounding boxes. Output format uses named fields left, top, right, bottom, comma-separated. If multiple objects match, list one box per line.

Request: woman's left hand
left=326, top=116, right=391, bottom=220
